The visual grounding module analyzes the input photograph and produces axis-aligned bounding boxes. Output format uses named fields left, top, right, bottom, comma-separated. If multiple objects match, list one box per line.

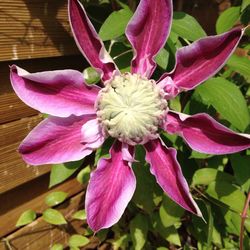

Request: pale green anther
left=96, top=73, right=168, bottom=145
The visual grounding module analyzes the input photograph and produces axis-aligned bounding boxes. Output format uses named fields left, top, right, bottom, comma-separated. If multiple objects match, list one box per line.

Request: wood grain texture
left=0, top=175, right=85, bottom=238
left=0, top=192, right=102, bottom=250
left=0, top=93, right=38, bottom=125
left=0, top=142, right=51, bottom=193
left=0, top=115, right=51, bottom=193
left=0, top=0, right=79, bottom=61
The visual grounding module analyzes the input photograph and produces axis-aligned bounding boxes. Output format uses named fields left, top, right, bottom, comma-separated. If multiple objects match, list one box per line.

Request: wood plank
left=0, top=175, right=85, bottom=238
left=0, top=93, right=38, bottom=124
left=0, top=115, right=42, bottom=147
left=0, top=142, right=51, bottom=193
left=0, top=115, right=50, bottom=193
left=0, top=0, right=79, bottom=61
left=0, top=192, right=102, bottom=250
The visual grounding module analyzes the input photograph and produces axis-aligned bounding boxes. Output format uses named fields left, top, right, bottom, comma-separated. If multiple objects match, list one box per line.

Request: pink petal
left=144, top=139, right=202, bottom=216
left=159, top=28, right=244, bottom=95
left=86, top=141, right=136, bottom=232
left=81, top=118, right=105, bottom=148
left=10, top=65, right=100, bottom=117
left=19, top=115, right=102, bottom=165
left=68, top=0, right=119, bottom=82
left=126, top=0, right=172, bottom=78
left=164, top=111, right=250, bottom=154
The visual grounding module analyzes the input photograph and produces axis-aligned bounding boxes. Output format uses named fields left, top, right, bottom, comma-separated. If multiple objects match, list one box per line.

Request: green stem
left=240, top=191, right=250, bottom=250
left=113, top=49, right=133, bottom=60
left=205, top=202, right=213, bottom=250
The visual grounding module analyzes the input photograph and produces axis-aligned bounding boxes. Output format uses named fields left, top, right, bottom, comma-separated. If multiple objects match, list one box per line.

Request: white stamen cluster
left=96, top=73, right=168, bottom=145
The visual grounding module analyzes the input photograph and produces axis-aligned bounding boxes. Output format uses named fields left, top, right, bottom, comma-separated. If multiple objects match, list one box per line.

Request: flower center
left=96, top=73, right=168, bottom=145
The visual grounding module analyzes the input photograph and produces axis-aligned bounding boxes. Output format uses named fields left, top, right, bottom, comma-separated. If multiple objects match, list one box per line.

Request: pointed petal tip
left=68, top=0, right=118, bottom=82
left=159, top=27, right=244, bottom=95
left=165, top=111, right=250, bottom=155
left=145, top=139, right=201, bottom=216
left=86, top=141, right=136, bottom=231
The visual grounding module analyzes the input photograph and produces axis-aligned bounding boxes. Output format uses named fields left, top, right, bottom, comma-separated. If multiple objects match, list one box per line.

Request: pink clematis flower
left=10, top=0, right=250, bottom=232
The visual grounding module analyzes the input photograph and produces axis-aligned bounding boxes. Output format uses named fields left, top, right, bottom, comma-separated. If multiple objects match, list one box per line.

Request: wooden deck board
left=0, top=0, right=79, bottom=61
left=0, top=175, right=85, bottom=238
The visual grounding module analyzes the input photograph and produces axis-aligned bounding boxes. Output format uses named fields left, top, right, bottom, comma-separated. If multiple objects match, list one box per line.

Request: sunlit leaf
left=42, top=208, right=67, bottom=225
left=99, top=8, right=133, bottom=41
left=45, top=191, right=68, bottom=207
left=227, top=54, right=250, bottom=81
left=130, top=214, right=148, bottom=250
left=76, top=166, right=91, bottom=184
left=159, top=195, right=184, bottom=227
left=50, top=244, right=64, bottom=250
left=196, top=77, right=250, bottom=132
left=216, top=7, right=241, bottom=34
left=155, top=48, right=169, bottom=69
left=49, top=160, right=83, bottom=188
left=72, top=210, right=87, bottom=220
left=206, top=181, right=246, bottom=213
left=192, top=168, right=234, bottom=186
left=172, top=12, right=206, bottom=41
left=69, top=235, right=90, bottom=247
left=16, top=210, right=36, bottom=227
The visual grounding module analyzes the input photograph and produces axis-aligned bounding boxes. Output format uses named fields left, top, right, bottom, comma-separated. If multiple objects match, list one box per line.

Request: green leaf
left=241, top=0, right=250, bottom=11
left=169, top=95, right=181, bottom=112
left=16, top=209, right=36, bottom=227
left=99, top=8, right=133, bottom=41
left=45, top=191, right=68, bottom=207
left=189, top=151, right=212, bottom=159
left=50, top=244, right=64, bottom=250
left=196, top=77, right=250, bottom=131
left=155, top=48, right=169, bottom=69
left=112, top=234, right=130, bottom=250
left=68, top=235, right=90, bottom=247
left=83, top=67, right=101, bottom=84
left=76, top=166, right=91, bottom=184
left=230, top=154, right=250, bottom=192
left=94, top=138, right=113, bottom=165
left=216, top=7, right=241, bottom=34
left=49, top=160, right=83, bottom=188
left=227, top=54, right=250, bottom=81
left=72, top=210, right=87, bottom=220
left=130, top=214, right=148, bottom=250
left=206, top=181, right=246, bottom=213
left=192, top=168, right=234, bottom=186
left=172, top=12, right=206, bottom=41
left=42, top=208, right=67, bottom=225
left=159, top=195, right=184, bottom=227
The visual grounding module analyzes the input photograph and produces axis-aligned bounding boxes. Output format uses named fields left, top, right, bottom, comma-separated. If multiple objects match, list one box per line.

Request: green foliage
left=72, top=210, right=87, bottom=220
left=227, top=54, right=250, bottom=81
left=16, top=210, right=36, bottom=227
left=42, top=208, right=67, bottom=225
left=172, top=12, right=207, bottom=41
left=99, top=8, right=133, bottom=41
left=130, top=214, right=149, bottom=250
left=50, top=244, right=64, bottom=250
left=45, top=191, right=68, bottom=207
left=196, top=77, right=250, bottom=132
left=216, top=7, right=241, bottom=34
left=76, top=166, right=91, bottom=184
left=68, top=235, right=90, bottom=248
left=49, top=160, right=83, bottom=188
